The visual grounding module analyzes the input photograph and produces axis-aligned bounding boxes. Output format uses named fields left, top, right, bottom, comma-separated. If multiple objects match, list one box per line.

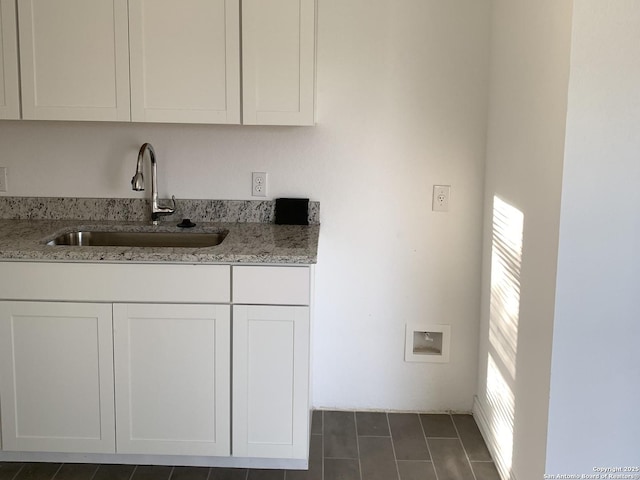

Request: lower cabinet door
left=113, top=303, right=230, bottom=456
left=0, top=301, right=115, bottom=453
left=233, top=305, right=310, bottom=459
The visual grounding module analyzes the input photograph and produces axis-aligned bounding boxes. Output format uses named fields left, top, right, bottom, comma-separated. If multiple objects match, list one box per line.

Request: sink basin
left=47, top=230, right=227, bottom=248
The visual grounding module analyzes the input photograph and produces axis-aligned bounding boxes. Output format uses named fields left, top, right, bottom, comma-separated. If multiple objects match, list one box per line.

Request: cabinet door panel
left=129, top=0, right=240, bottom=124
left=0, top=0, right=19, bottom=119
left=233, top=305, right=310, bottom=459
left=113, top=303, right=230, bottom=456
left=18, top=0, right=130, bottom=121
left=242, top=0, right=315, bottom=125
left=0, top=302, right=115, bottom=453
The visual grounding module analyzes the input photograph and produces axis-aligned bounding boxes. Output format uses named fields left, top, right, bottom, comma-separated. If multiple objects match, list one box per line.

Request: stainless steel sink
left=47, top=230, right=227, bottom=248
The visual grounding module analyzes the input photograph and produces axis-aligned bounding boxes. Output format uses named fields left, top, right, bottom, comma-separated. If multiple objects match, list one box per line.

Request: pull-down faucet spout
left=131, top=143, right=176, bottom=225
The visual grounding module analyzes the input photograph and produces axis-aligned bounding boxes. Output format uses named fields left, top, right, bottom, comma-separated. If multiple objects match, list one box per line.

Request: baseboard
left=0, top=451, right=308, bottom=470
left=472, top=396, right=517, bottom=480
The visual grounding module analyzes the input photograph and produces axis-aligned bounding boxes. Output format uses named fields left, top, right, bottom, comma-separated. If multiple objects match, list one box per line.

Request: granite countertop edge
left=0, top=219, right=319, bottom=265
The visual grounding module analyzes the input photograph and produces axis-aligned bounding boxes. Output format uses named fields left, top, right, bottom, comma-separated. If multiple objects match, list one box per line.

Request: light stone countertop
left=0, top=219, right=319, bottom=264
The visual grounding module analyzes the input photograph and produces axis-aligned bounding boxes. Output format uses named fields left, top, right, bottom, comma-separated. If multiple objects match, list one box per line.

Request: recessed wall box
left=405, top=324, right=451, bottom=363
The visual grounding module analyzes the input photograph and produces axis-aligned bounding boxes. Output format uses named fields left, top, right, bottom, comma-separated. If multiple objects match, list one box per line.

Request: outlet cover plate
left=432, top=185, right=450, bottom=212
left=252, top=172, right=267, bottom=197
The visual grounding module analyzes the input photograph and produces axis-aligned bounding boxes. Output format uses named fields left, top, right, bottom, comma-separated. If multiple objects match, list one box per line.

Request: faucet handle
left=151, top=195, right=176, bottom=225
left=157, top=195, right=176, bottom=213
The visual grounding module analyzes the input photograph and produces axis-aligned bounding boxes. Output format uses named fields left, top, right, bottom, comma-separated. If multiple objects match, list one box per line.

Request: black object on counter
left=177, top=218, right=196, bottom=228
left=275, top=198, right=309, bottom=225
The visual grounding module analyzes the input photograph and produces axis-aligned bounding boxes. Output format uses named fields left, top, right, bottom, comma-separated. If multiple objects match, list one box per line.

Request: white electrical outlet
left=432, top=185, right=450, bottom=212
left=0, top=167, right=7, bottom=192
left=252, top=172, right=267, bottom=197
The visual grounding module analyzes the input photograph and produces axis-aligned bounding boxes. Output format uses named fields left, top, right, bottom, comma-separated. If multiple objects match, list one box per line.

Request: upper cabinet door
left=0, top=0, right=19, bottom=119
left=242, top=0, right=315, bottom=126
left=17, top=0, right=131, bottom=121
left=129, top=0, right=240, bottom=124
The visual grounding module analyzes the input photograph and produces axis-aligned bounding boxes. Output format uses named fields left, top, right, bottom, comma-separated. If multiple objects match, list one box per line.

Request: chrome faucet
left=131, top=143, right=176, bottom=225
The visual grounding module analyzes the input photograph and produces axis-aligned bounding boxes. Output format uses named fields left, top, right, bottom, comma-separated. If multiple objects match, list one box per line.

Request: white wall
left=476, top=1, right=573, bottom=478
left=0, top=0, right=491, bottom=411
left=546, top=0, right=640, bottom=472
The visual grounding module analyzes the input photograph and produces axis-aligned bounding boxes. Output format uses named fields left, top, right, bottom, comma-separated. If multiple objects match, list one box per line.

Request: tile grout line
left=415, top=436, right=459, bottom=440
left=321, top=411, right=325, bottom=480
left=128, top=464, right=138, bottom=480
left=50, top=463, right=64, bottom=480
left=88, top=463, right=100, bottom=480
left=323, top=454, right=368, bottom=460
left=353, top=411, right=363, bottom=480
left=418, top=414, right=441, bottom=480
left=450, top=415, right=479, bottom=480
left=9, top=463, right=25, bottom=480
left=385, top=412, right=402, bottom=480
left=323, top=457, right=362, bottom=460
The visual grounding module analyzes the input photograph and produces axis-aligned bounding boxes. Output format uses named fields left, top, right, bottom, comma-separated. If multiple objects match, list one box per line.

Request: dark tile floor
left=0, top=411, right=500, bottom=480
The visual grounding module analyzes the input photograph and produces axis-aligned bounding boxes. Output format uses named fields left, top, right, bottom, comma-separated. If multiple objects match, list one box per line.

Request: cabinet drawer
left=233, top=266, right=310, bottom=305
left=0, top=262, right=230, bottom=303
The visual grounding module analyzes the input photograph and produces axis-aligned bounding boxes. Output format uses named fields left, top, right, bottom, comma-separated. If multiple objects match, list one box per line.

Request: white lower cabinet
left=113, top=303, right=230, bottom=456
left=231, top=266, right=312, bottom=461
left=0, top=302, right=115, bottom=453
left=0, top=301, right=231, bottom=457
left=232, top=305, right=310, bottom=460
left=0, top=263, right=312, bottom=468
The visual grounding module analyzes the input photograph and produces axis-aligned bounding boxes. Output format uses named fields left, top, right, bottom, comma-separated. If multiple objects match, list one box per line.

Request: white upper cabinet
left=0, top=0, right=19, bottom=119
left=129, top=0, right=240, bottom=124
left=10, top=0, right=315, bottom=125
left=242, top=0, right=315, bottom=126
left=17, top=0, right=131, bottom=121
